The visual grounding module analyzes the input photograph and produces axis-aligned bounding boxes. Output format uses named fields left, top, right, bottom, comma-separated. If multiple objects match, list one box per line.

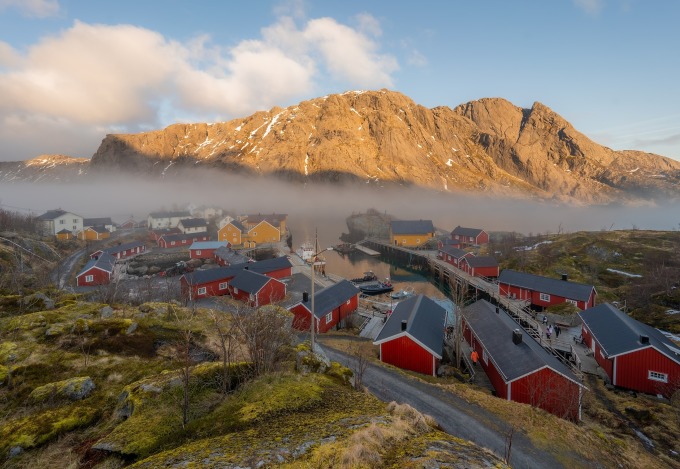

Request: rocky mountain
left=5, top=90, right=680, bottom=204
left=0, top=154, right=89, bottom=183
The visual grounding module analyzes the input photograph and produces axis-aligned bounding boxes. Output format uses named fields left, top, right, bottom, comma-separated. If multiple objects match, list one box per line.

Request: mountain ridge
left=3, top=90, right=680, bottom=204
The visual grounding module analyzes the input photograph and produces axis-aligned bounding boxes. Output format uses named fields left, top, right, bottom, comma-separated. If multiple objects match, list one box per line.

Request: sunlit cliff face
left=0, top=168, right=677, bottom=234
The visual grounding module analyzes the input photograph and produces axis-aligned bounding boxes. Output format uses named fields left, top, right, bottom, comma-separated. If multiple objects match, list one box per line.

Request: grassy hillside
left=489, top=229, right=680, bottom=332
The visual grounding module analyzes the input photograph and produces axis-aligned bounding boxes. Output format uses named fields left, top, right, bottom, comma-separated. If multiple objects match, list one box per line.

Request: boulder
left=30, top=376, right=96, bottom=402
left=22, top=292, right=55, bottom=311
left=126, top=322, right=138, bottom=335
left=296, top=349, right=330, bottom=374
left=100, top=306, right=114, bottom=318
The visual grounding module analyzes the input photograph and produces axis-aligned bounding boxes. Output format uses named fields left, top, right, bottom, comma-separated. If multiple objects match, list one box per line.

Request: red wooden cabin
left=289, top=280, right=359, bottom=333
left=373, top=295, right=447, bottom=376
left=228, top=270, right=286, bottom=307
left=579, top=304, right=680, bottom=398
left=76, top=253, right=116, bottom=287
left=158, top=232, right=210, bottom=249
left=437, top=246, right=472, bottom=267
left=91, top=241, right=146, bottom=261
left=463, top=300, right=584, bottom=421
left=189, top=241, right=229, bottom=260
left=460, top=256, right=499, bottom=278
left=498, top=270, right=596, bottom=311
left=450, top=226, right=489, bottom=246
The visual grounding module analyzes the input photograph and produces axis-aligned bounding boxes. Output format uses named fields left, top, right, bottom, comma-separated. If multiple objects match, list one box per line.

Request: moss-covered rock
left=29, top=376, right=96, bottom=402
left=326, top=361, right=354, bottom=386
left=0, top=404, right=100, bottom=457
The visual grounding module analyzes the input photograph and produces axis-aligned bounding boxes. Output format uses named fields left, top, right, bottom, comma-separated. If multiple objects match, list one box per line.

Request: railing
left=570, top=344, right=582, bottom=370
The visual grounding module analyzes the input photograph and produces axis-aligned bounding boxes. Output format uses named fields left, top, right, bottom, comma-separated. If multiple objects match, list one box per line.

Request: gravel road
left=321, top=344, right=565, bottom=469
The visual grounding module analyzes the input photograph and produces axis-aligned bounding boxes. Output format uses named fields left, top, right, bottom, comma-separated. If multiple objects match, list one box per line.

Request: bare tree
left=170, top=303, right=200, bottom=428
left=207, top=308, right=239, bottom=395
left=349, top=342, right=370, bottom=390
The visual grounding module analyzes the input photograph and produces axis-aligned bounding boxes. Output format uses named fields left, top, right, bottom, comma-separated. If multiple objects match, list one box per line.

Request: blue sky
left=1, top=0, right=678, bottom=162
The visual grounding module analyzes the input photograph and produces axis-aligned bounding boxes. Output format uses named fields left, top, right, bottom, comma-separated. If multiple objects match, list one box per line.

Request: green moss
left=325, top=361, right=353, bottom=385
left=29, top=376, right=95, bottom=402
left=0, top=404, right=100, bottom=456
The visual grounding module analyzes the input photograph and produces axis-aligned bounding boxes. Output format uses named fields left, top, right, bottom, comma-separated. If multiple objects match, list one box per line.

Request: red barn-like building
left=373, top=295, right=447, bottom=376
left=158, top=232, right=210, bottom=248
left=289, top=280, right=359, bottom=333
left=498, top=270, right=596, bottom=311
left=438, top=246, right=472, bottom=268
left=463, top=300, right=584, bottom=421
left=214, top=246, right=250, bottom=266
left=451, top=226, right=489, bottom=246
left=228, top=270, right=286, bottom=307
left=149, top=228, right=180, bottom=242
left=460, top=256, right=499, bottom=278
left=243, top=256, right=293, bottom=280
left=579, top=304, right=680, bottom=398
left=76, top=253, right=116, bottom=287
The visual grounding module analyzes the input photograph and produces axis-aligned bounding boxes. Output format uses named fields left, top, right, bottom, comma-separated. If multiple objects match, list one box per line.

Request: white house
left=147, top=211, right=192, bottom=230
left=37, top=209, right=84, bottom=236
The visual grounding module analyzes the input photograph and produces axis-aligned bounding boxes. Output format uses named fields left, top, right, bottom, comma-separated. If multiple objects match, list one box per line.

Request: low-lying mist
left=0, top=169, right=678, bottom=236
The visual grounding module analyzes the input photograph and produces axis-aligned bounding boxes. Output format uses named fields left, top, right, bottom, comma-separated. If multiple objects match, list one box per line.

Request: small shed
left=450, top=226, right=489, bottom=246
left=189, top=241, right=230, bottom=259
left=180, top=266, right=241, bottom=300
left=438, top=246, right=472, bottom=267
left=498, top=269, right=596, bottom=311
left=460, top=255, right=499, bottom=278
left=373, top=295, right=447, bottom=376
left=76, top=252, right=116, bottom=286
left=579, top=303, right=680, bottom=398
left=78, top=226, right=110, bottom=241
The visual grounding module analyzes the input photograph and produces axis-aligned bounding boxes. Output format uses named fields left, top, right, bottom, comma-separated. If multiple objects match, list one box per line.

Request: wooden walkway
left=363, top=238, right=588, bottom=381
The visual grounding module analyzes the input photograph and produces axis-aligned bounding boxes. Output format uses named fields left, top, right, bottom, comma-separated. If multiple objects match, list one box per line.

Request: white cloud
left=0, top=14, right=398, bottom=161
left=355, top=12, right=382, bottom=37
left=573, top=0, right=604, bottom=15
left=0, top=0, right=60, bottom=17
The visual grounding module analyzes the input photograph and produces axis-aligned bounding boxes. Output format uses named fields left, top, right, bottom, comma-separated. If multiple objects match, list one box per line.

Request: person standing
left=555, top=325, right=561, bottom=338
left=471, top=350, right=479, bottom=367
left=546, top=325, right=552, bottom=340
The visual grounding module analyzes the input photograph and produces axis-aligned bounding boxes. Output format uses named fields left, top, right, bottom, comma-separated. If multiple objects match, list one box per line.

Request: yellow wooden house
left=77, top=226, right=110, bottom=241
left=389, top=220, right=435, bottom=247
left=247, top=220, right=281, bottom=245
left=218, top=220, right=246, bottom=246
left=241, top=213, right=287, bottom=236
left=218, top=219, right=281, bottom=248
left=56, top=229, right=74, bottom=240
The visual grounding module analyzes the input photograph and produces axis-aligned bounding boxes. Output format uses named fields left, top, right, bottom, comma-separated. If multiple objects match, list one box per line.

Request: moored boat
left=390, top=286, right=415, bottom=300
left=350, top=271, right=378, bottom=284
left=359, top=279, right=393, bottom=295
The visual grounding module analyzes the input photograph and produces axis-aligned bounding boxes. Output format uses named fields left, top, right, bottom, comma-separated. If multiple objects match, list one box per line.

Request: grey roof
left=245, top=213, right=287, bottom=226
left=464, top=256, right=498, bottom=268
left=183, top=256, right=291, bottom=285
left=179, top=218, right=208, bottom=228
left=240, top=256, right=292, bottom=274
left=451, top=226, right=485, bottom=238
left=190, top=241, right=229, bottom=250
left=463, top=299, right=582, bottom=384
left=390, top=220, right=434, bottom=235
left=296, top=280, right=360, bottom=319
left=439, top=238, right=461, bottom=246
left=77, top=252, right=115, bottom=277
left=84, top=217, right=112, bottom=227
left=161, top=232, right=209, bottom=243
left=374, top=295, right=447, bottom=358
left=57, top=229, right=72, bottom=234
left=86, top=226, right=110, bottom=234
left=498, top=269, right=595, bottom=302
left=229, top=270, right=277, bottom=294
left=439, top=246, right=470, bottom=258
left=103, top=241, right=144, bottom=254
left=149, top=211, right=191, bottom=218
left=37, top=209, right=69, bottom=220
left=214, top=246, right=249, bottom=265
left=230, top=220, right=247, bottom=233
left=183, top=266, right=242, bottom=285
left=579, top=304, right=680, bottom=361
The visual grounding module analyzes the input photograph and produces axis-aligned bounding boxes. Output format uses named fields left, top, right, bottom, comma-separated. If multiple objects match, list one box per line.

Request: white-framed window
left=326, top=312, right=333, bottom=324
left=219, top=282, right=228, bottom=290
left=233, top=287, right=239, bottom=294
left=249, top=293, right=255, bottom=301
left=648, top=371, right=668, bottom=383
left=346, top=299, right=351, bottom=305
left=85, top=275, right=93, bottom=282
left=197, top=287, right=207, bottom=295
left=566, top=299, right=578, bottom=306
left=539, top=293, right=550, bottom=302
left=73, top=219, right=78, bottom=223
left=195, top=250, right=201, bottom=255
left=171, top=241, right=176, bottom=246
left=416, top=238, right=421, bottom=244
left=482, top=349, right=488, bottom=365
left=60, top=219, right=65, bottom=224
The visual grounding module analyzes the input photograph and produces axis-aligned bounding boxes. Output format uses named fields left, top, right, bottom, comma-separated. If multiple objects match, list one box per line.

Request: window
left=648, top=371, right=668, bottom=383
left=195, top=250, right=201, bottom=256
left=416, top=238, right=421, bottom=244
left=251, top=231, right=257, bottom=236
left=197, top=287, right=207, bottom=295
left=326, top=312, right=333, bottom=324
left=60, top=219, right=65, bottom=224
left=233, top=287, right=239, bottom=294
left=346, top=299, right=351, bottom=305
left=73, top=219, right=78, bottom=223
left=566, top=299, right=578, bottom=306
left=539, top=293, right=550, bottom=302
left=85, top=275, right=93, bottom=282
left=171, top=241, right=176, bottom=246
left=249, top=293, right=255, bottom=301
left=219, top=282, right=228, bottom=290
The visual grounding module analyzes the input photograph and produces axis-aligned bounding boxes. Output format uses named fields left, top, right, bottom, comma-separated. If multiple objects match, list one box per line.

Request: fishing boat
left=390, top=286, right=415, bottom=300
left=359, top=279, right=393, bottom=295
left=333, top=243, right=356, bottom=254
left=350, top=271, right=378, bottom=284
left=296, top=242, right=315, bottom=262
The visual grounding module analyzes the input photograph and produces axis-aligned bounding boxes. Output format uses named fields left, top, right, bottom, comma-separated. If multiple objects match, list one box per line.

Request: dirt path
left=50, top=247, right=86, bottom=289
left=320, top=342, right=565, bottom=469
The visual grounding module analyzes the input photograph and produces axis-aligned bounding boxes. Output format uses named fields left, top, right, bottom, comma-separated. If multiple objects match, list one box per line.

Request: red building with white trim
left=437, top=246, right=472, bottom=268
left=91, top=241, right=146, bottom=261
left=76, top=253, right=116, bottom=287
left=189, top=241, right=230, bottom=259
left=579, top=303, right=680, bottom=398
left=373, top=295, right=447, bottom=376
left=463, top=300, right=584, bottom=421
left=459, top=256, right=499, bottom=278
left=289, top=280, right=359, bottom=333
left=228, top=270, right=286, bottom=307
left=498, top=270, right=596, bottom=311
left=450, top=226, right=489, bottom=246
left=158, top=232, right=210, bottom=249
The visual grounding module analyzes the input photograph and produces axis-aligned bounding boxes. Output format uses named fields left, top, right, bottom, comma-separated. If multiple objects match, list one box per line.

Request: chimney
left=640, top=335, right=649, bottom=345
left=302, top=291, right=309, bottom=303
left=401, top=320, right=407, bottom=331
left=512, top=329, right=523, bottom=345
left=561, top=273, right=568, bottom=281
left=495, top=306, right=499, bottom=314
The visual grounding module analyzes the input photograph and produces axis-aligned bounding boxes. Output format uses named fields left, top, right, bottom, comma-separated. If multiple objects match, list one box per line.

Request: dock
left=354, top=241, right=380, bottom=256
